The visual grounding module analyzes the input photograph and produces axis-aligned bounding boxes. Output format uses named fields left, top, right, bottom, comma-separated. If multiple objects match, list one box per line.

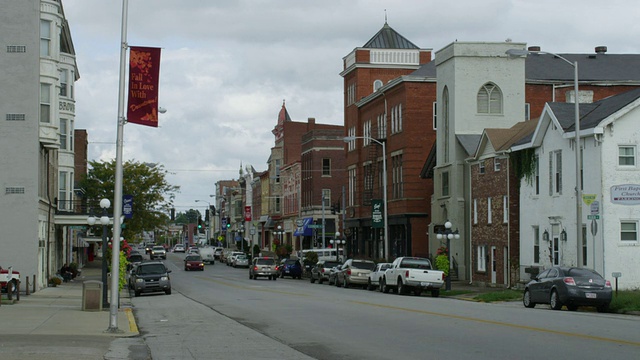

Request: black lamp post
left=435, top=220, right=460, bottom=291
left=330, top=232, right=345, bottom=262
left=87, top=198, right=111, bottom=308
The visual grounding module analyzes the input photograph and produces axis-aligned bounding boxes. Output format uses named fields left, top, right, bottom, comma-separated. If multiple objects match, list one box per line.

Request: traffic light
left=205, top=209, right=210, bottom=221
left=226, top=217, right=231, bottom=229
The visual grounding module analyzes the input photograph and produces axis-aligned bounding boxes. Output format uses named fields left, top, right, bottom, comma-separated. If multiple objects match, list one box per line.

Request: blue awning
left=293, top=217, right=314, bottom=236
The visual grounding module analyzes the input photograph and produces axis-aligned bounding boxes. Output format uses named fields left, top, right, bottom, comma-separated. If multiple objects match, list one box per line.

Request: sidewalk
left=0, top=260, right=137, bottom=337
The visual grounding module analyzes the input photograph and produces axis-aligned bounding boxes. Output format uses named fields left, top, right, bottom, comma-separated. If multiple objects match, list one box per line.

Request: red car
left=184, top=255, right=204, bottom=271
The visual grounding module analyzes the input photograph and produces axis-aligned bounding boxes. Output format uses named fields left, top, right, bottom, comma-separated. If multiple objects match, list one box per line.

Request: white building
left=515, top=88, right=640, bottom=289
left=0, top=0, right=79, bottom=288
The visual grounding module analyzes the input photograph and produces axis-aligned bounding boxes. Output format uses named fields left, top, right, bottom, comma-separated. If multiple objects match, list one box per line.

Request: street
left=129, top=252, right=640, bottom=360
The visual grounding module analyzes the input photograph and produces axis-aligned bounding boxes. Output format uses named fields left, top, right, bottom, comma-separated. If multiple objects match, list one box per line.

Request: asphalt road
left=130, top=252, right=640, bottom=360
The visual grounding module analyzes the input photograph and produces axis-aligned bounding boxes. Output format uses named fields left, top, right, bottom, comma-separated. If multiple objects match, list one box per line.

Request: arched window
left=373, top=79, right=383, bottom=92
left=477, top=82, right=503, bottom=114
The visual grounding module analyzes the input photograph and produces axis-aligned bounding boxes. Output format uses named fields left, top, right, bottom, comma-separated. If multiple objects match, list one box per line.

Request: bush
left=49, top=276, right=62, bottom=286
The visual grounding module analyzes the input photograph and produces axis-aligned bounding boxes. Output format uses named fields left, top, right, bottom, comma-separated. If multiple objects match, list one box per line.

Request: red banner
left=127, top=46, right=161, bottom=127
left=244, top=206, right=252, bottom=221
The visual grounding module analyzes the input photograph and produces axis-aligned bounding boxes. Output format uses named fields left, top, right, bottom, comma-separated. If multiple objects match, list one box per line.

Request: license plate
left=420, top=282, right=431, bottom=287
left=585, top=292, right=597, bottom=299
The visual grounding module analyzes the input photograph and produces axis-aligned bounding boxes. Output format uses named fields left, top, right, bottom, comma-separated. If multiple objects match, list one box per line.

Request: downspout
left=464, top=157, right=473, bottom=285
left=45, top=148, right=53, bottom=284
left=506, top=154, right=511, bottom=288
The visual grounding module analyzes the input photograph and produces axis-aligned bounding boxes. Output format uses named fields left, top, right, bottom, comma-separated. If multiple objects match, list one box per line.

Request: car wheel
left=550, top=290, right=562, bottom=310
left=272, top=276, right=277, bottom=281
left=184, top=267, right=188, bottom=271
left=249, top=274, right=253, bottom=279
left=523, top=289, right=536, bottom=308
left=431, top=289, right=440, bottom=298
left=414, top=289, right=422, bottom=296
left=318, top=278, right=324, bottom=284
left=343, top=277, right=349, bottom=288
left=567, top=305, right=578, bottom=311
left=310, top=276, right=316, bottom=283
left=134, top=290, right=141, bottom=297
left=165, top=289, right=171, bottom=295
left=397, top=278, right=405, bottom=295
left=381, top=278, right=389, bottom=293
left=597, top=303, right=609, bottom=313
left=254, top=275, right=259, bottom=280
left=367, top=279, right=373, bottom=291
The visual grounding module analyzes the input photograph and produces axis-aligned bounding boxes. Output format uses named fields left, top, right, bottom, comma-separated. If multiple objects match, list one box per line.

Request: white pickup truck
left=381, top=257, right=445, bottom=297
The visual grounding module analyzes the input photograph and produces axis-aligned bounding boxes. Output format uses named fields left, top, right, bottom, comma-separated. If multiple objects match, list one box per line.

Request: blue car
left=279, top=259, right=303, bottom=279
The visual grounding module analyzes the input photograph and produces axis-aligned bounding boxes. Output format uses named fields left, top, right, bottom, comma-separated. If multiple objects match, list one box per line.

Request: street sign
left=587, top=215, right=600, bottom=220
left=590, top=201, right=600, bottom=215
left=308, top=224, right=322, bottom=229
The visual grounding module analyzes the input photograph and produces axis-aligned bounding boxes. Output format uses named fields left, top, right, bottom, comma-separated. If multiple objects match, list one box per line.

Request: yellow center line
left=351, top=300, right=640, bottom=347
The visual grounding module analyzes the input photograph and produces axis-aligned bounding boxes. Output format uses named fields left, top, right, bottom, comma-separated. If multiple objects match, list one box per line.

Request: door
left=490, top=246, right=497, bottom=284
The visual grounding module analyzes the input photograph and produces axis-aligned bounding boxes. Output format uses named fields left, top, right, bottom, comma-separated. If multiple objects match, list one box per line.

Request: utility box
left=82, top=280, right=102, bottom=311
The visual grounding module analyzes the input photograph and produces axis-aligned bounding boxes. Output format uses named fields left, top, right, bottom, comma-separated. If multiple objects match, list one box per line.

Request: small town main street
left=130, top=252, right=640, bottom=360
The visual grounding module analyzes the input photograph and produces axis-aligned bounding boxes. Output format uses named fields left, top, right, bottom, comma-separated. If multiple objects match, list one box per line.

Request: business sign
left=372, top=199, right=384, bottom=228
left=610, top=184, right=640, bottom=205
left=244, top=206, right=252, bottom=221
left=123, top=195, right=133, bottom=219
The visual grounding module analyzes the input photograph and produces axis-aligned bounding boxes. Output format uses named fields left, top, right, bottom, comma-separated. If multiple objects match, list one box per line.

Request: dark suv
left=278, top=259, right=303, bottom=279
left=129, top=261, right=172, bottom=296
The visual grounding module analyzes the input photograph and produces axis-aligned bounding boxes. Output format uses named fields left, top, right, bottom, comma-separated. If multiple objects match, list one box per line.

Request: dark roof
left=420, top=142, right=437, bottom=179
left=410, top=52, right=640, bottom=82
left=363, top=22, right=419, bottom=49
left=457, top=135, right=482, bottom=156
left=549, top=87, right=640, bottom=132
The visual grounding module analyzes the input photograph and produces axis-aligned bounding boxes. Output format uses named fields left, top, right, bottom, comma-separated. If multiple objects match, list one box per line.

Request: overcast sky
left=62, top=0, right=637, bottom=212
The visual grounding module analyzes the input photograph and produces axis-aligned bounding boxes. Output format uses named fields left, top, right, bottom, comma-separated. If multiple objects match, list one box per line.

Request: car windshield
left=129, top=255, right=143, bottom=262
left=236, top=255, right=247, bottom=260
left=153, top=246, right=164, bottom=250
left=566, top=268, right=602, bottom=278
left=256, top=259, right=275, bottom=265
left=400, top=259, right=432, bottom=269
left=352, top=261, right=375, bottom=270
left=284, top=260, right=298, bottom=265
left=186, top=255, right=201, bottom=261
left=138, top=264, right=166, bottom=275
left=324, top=261, right=341, bottom=268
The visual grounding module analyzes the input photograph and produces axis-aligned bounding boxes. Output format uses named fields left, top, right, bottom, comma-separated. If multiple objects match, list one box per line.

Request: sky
left=62, top=0, right=639, bottom=213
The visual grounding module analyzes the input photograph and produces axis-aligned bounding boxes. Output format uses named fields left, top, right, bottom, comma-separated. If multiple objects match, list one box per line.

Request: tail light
left=253, top=266, right=258, bottom=271
left=347, top=269, right=351, bottom=275
left=321, top=268, right=325, bottom=273
left=563, top=277, right=576, bottom=286
left=605, top=280, right=612, bottom=288
left=441, top=273, right=445, bottom=281
left=405, top=270, right=410, bottom=278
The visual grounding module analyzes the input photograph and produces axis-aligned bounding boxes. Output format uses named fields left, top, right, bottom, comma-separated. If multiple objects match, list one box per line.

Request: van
left=198, top=246, right=215, bottom=264
left=301, top=248, right=344, bottom=263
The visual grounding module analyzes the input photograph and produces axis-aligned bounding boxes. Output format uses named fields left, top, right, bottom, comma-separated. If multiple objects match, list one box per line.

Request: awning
left=258, top=215, right=269, bottom=223
left=293, top=217, right=314, bottom=236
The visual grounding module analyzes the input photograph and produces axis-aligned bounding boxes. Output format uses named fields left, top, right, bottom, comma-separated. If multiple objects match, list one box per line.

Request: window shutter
left=549, top=152, right=553, bottom=196
left=557, top=150, right=562, bottom=194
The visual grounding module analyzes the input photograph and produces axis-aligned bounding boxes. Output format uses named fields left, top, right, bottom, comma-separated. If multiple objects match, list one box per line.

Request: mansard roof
left=362, top=22, right=419, bottom=49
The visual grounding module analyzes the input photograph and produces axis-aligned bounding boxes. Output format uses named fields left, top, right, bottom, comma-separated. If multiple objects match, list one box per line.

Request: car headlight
left=135, top=278, right=144, bottom=283
left=160, top=276, right=169, bottom=281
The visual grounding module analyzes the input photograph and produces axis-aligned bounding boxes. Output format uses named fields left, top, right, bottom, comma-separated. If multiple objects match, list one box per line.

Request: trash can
left=82, top=280, right=102, bottom=311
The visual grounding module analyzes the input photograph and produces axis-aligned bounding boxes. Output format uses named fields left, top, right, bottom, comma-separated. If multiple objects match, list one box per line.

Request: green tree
left=80, top=159, right=179, bottom=241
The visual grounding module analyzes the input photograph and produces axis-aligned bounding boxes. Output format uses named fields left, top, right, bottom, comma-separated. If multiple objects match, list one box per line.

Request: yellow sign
left=583, top=194, right=597, bottom=205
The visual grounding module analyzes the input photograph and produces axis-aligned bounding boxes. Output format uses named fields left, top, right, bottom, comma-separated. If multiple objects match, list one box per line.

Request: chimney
left=308, top=117, right=316, bottom=125
left=528, top=46, right=541, bottom=52
left=595, top=46, right=607, bottom=54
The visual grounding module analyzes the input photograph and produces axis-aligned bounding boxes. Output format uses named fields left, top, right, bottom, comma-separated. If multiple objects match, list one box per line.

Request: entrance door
left=491, top=246, right=497, bottom=284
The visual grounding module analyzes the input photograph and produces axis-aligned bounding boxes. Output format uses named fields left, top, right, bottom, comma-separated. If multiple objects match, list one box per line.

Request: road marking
left=125, top=308, right=139, bottom=334
left=194, top=276, right=310, bottom=297
left=351, top=300, right=640, bottom=347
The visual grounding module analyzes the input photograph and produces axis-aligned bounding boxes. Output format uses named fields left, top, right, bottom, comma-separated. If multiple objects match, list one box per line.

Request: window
left=549, top=150, right=562, bottom=195
left=40, top=20, right=51, bottom=56
left=432, top=102, right=437, bottom=130
left=620, top=221, right=638, bottom=242
left=477, top=83, right=503, bottom=114
left=363, top=121, right=371, bottom=146
left=619, top=146, right=636, bottom=166
left=348, top=168, right=356, bottom=206
left=479, top=161, right=485, bottom=174
left=363, top=163, right=372, bottom=191
left=275, top=159, right=281, bottom=183
left=494, top=159, right=501, bottom=172
left=58, top=171, right=68, bottom=210
left=322, top=158, right=331, bottom=176
left=373, top=79, right=383, bottom=92
left=477, top=246, right=486, bottom=271
left=392, top=154, right=403, bottom=199
left=503, top=196, right=508, bottom=223
left=275, top=197, right=281, bottom=213
left=377, top=114, right=386, bottom=139
left=347, top=127, right=356, bottom=151
left=60, top=119, right=68, bottom=150
left=390, top=103, right=402, bottom=134
left=533, top=226, right=540, bottom=264
left=347, top=83, right=356, bottom=105
left=487, top=197, right=492, bottom=224
left=59, top=69, right=68, bottom=97
left=40, top=83, right=51, bottom=123
left=322, top=189, right=331, bottom=207
left=525, top=103, right=530, bottom=121
left=442, top=171, right=449, bottom=197
left=534, top=155, right=540, bottom=195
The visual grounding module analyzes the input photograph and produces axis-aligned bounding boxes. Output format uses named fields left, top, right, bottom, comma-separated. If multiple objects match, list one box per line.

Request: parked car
left=184, top=254, right=205, bottom=271
left=335, top=259, right=376, bottom=288
left=310, top=260, right=342, bottom=284
left=249, top=257, right=278, bottom=280
left=173, top=244, right=185, bottom=253
left=279, top=258, right=303, bottom=279
left=227, top=251, right=244, bottom=266
left=367, top=262, right=392, bottom=290
left=523, top=266, right=612, bottom=312
left=214, top=247, right=224, bottom=260
left=233, top=254, right=249, bottom=268
left=327, top=264, right=343, bottom=285
left=198, top=246, right=216, bottom=264
left=382, top=257, right=445, bottom=297
left=150, top=245, right=167, bottom=260
left=0, top=266, right=20, bottom=296
left=187, top=247, right=199, bottom=255
left=129, top=261, right=172, bottom=296
left=126, top=253, right=144, bottom=271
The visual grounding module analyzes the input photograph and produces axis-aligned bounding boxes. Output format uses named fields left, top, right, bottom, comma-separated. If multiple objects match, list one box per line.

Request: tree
left=80, top=159, right=179, bottom=241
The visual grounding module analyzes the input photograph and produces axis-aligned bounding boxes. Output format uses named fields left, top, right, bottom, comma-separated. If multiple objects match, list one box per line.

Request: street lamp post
left=330, top=232, right=345, bottom=262
left=275, top=225, right=284, bottom=251
left=435, top=220, right=460, bottom=291
left=506, top=48, right=582, bottom=267
left=344, top=136, right=389, bottom=260
left=87, top=198, right=111, bottom=309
